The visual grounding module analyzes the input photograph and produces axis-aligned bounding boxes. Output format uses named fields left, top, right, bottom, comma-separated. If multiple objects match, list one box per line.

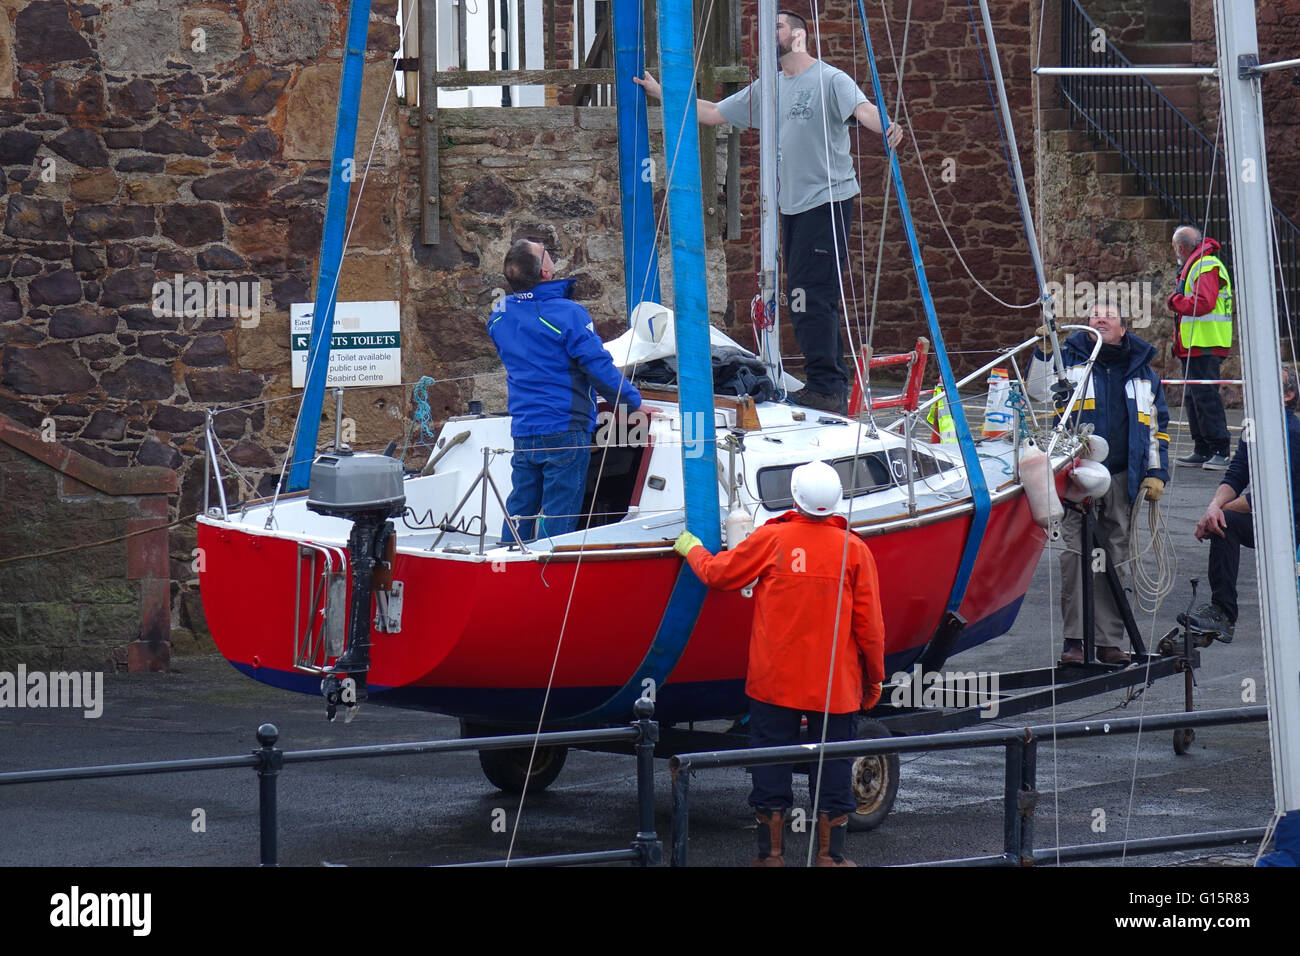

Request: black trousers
left=1209, top=508, right=1254, bottom=622
left=781, top=198, right=854, bottom=398
left=1183, top=354, right=1230, bottom=456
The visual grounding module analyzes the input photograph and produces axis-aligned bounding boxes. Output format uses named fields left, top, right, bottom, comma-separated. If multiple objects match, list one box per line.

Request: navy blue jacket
left=487, top=278, right=642, bottom=438
left=1221, top=408, right=1300, bottom=531
left=1027, top=330, right=1170, bottom=499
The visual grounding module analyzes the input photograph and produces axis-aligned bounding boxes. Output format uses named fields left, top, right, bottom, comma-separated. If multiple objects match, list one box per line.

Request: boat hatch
left=755, top=448, right=956, bottom=512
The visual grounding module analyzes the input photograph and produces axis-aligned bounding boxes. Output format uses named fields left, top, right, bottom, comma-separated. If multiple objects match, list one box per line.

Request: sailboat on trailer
left=199, top=5, right=1092, bottom=742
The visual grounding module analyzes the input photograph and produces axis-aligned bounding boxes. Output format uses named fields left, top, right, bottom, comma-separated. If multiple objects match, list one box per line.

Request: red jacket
left=686, top=511, right=886, bottom=713
left=1169, top=237, right=1230, bottom=359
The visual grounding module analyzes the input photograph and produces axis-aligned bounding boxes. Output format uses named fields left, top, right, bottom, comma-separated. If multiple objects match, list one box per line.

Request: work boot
left=815, top=812, right=857, bottom=867
left=790, top=388, right=847, bottom=416
left=1060, top=639, right=1084, bottom=664
left=753, top=808, right=786, bottom=867
left=1175, top=451, right=1209, bottom=466
left=1095, top=645, right=1132, bottom=665
left=1202, top=453, right=1231, bottom=471
left=1179, top=603, right=1235, bottom=644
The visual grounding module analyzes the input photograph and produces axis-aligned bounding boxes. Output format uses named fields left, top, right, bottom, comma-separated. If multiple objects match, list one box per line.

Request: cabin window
left=755, top=450, right=954, bottom=512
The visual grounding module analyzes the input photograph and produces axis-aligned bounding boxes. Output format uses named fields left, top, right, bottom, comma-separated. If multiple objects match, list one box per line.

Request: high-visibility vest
left=927, top=385, right=956, bottom=443
left=1178, top=254, right=1233, bottom=350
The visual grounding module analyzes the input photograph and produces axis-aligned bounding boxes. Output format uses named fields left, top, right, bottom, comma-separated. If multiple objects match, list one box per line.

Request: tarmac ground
left=0, top=411, right=1283, bottom=869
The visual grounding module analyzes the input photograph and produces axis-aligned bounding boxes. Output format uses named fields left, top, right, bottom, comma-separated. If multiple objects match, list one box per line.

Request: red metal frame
left=848, top=338, right=931, bottom=416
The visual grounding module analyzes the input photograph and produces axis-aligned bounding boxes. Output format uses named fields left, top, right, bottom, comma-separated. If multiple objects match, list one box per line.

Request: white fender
left=1081, top=434, right=1109, bottom=463
left=1020, top=441, right=1064, bottom=528
left=1064, top=458, right=1112, bottom=502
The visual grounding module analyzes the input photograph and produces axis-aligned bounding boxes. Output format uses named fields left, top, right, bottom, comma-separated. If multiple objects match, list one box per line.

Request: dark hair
left=1285, top=365, right=1298, bottom=411
left=503, top=239, right=543, bottom=292
left=778, top=10, right=807, bottom=35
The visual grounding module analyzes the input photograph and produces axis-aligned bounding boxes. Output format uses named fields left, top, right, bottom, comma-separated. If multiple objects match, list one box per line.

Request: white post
left=1214, top=0, right=1300, bottom=815
left=758, top=0, right=782, bottom=386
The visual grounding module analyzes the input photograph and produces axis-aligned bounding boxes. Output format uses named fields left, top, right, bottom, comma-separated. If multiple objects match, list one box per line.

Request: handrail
left=1058, top=0, right=1299, bottom=319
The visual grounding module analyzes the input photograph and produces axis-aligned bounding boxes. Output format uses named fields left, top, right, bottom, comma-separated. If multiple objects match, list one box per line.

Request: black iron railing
left=669, top=706, right=1270, bottom=866
left=0, top=705, right=663, bottom=868
left=1059, top=0, right=1300, bottom=320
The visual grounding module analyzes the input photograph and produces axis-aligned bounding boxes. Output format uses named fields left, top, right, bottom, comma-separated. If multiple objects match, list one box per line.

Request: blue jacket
left=487, top=278, right=642, bottom=438
left=1027, top=330, right=1170, bottom=499
left=1221, top=408, right=1300, bottom=531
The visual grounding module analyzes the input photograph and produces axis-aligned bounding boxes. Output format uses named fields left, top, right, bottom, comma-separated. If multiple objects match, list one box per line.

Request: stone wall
left=0, top=0, right=403, bottom=643
left=0, top=411, right=175, bottom=669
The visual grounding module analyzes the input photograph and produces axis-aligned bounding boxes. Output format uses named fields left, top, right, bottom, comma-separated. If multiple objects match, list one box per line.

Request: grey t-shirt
left=717, top=61, right=871, bottom=215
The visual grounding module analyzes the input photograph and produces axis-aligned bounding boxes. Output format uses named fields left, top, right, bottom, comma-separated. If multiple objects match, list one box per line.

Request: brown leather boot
left=753, top=808, right=786, bottom=867
left=815, top=812, right=857, bottom=867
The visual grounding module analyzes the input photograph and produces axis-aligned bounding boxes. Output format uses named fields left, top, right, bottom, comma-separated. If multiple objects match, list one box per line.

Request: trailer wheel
left=461, top=721, right=569, bottom=793
left=848, top=718, right=900, bottom=832
left=1172, top=727, right=1195, bottom=755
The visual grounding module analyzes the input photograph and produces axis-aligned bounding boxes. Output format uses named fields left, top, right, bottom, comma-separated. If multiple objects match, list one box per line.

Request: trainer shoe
left=1202, top=453, right=1230, bottom=471
left=1178, top=603, right=1235, bottom=643
left=1176, top=451, right=1209, bottom=466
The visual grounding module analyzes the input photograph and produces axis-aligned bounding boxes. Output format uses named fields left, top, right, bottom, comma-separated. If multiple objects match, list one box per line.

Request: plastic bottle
left=983, top=368, right=1014, bottom=440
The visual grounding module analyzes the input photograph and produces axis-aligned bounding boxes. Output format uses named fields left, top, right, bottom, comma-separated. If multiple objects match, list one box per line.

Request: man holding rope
left=674, top=461, right=886, bottom=867
left=634, top=8, right=903, bottom=415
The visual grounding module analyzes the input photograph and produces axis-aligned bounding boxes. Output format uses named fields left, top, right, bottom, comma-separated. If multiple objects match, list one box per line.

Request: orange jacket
left=686, top=511, right=886, bottom=713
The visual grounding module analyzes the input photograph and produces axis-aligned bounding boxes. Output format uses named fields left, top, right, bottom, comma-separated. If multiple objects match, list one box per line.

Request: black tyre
left=848, top=718, right=900, bottom=832
left=461, top=721, right=568, bottom=793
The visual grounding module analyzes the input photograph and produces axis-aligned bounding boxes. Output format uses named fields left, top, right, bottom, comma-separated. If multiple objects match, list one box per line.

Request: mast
left=1214, top=0, right=1300, bottom=825
left=757, top=0, right=781, bottom=385
left=613, top=2, right=661, bottom=314
left=975, top=0, right=1067, bottom=374
left=287, top=0, right=375, bottom=491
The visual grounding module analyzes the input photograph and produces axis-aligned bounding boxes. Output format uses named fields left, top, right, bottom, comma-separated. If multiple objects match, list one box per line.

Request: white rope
left=1126, top=489, right=1176, bottom=613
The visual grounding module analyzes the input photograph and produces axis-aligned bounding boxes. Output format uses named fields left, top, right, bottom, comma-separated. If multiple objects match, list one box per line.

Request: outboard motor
left=306, top=448, right=405, bottom=720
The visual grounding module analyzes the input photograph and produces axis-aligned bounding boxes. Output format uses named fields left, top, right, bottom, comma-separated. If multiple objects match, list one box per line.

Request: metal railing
left=0, top=703, right=662, bottom=867
left=669, top=705, right=1269, bottom=866
left=1058, top=0, right=1300, bottom=320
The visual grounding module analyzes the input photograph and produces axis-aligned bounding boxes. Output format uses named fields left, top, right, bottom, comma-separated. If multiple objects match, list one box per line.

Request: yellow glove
left=1140, top=477, right=1165, bottom=502
left=673, top=531, right=703, bottom=557
left=1035, top=324, right=1054, bottom=355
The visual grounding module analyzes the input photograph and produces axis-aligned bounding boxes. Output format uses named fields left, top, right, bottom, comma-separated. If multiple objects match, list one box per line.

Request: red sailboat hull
left=198, top=482, right=1049, bottom=725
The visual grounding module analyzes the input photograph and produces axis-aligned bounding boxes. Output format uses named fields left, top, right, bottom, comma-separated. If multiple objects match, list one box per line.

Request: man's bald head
left=1173, top=225, right=1202, bottom=258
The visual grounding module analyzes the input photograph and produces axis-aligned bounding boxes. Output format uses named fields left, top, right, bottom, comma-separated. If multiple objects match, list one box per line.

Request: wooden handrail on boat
left=636, top=387, right=761, bottom=431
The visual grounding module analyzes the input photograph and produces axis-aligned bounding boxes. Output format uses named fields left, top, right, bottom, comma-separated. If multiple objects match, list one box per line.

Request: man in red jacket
left=1168, top=226, right=1233, bottom=470
left=673, top=461, right=886, bottom=866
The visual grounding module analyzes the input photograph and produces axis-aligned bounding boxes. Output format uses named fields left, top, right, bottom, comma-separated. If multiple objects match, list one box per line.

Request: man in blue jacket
left=488, top=239, right=643, bottom=544
left=1028, top=304, right=1171, bottom=664
left=1183, top=366, right=1300, bottom=642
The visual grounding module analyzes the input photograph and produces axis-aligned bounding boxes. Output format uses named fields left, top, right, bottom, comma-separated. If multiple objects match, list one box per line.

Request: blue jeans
left=747, top=698, right=857, bottom=815
left=501, top=430, right=592, bottom=544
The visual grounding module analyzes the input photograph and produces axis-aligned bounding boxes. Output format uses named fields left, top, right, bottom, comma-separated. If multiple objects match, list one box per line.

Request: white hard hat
left=790, top=461, right=843, bottom=516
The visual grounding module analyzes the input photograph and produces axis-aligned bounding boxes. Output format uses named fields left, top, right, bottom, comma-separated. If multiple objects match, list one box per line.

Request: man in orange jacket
left=674, top=461, right=886, bottom=866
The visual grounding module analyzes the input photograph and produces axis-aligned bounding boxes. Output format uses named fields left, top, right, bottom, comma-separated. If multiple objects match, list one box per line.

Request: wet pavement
left=0, top=416, right=1282, bottom=867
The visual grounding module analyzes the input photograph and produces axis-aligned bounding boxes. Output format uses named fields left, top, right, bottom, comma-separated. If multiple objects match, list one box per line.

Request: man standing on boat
left=673, top=461, right=886, bottom=867
left=1028, top=303, right=1170, bottom=665
left=1182, top=366, right=1300, bottom=643
left=634, top=9, right=903, bottom=415
left=1168, top=226, right=1234, bottom=471
left=488, top=238, right=643, bottom=544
